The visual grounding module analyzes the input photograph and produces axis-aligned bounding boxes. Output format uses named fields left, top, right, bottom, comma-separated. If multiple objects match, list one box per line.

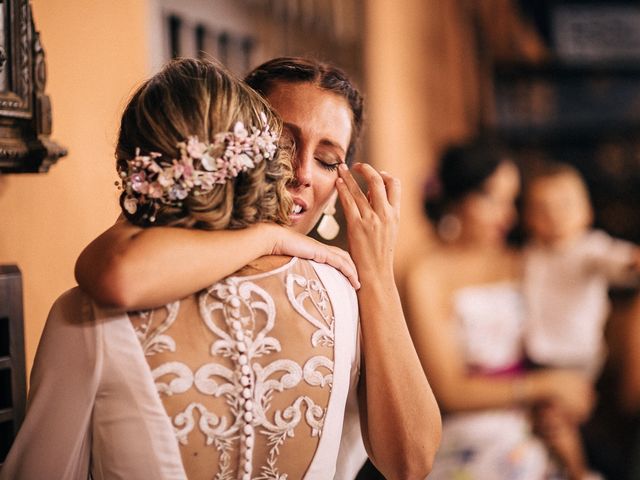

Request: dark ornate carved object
left=0, top=0, right=66, bottom=173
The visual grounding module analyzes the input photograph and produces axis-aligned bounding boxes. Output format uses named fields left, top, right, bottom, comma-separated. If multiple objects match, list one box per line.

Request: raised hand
left=334, top=162, right=442, bottom=477
left=335, top=162, right=401, bottom=277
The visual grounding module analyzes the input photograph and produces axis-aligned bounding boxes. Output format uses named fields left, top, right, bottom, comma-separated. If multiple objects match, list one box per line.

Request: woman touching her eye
left=74, top=57, right=441, bottom=479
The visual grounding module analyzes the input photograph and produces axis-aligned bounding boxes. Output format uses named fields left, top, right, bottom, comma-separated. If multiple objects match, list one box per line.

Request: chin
left=289, top=219, right=312, bottom=235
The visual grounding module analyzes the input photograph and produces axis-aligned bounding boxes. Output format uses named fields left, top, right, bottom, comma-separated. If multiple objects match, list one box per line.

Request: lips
left=290, top=197, right=308, bottom=223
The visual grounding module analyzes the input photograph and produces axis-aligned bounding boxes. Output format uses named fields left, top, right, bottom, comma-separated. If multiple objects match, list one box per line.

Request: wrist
left=357, top=270, right=397, bottom=296
left=525, top=371, right=558, bottom=404
left=252, top=222, right=280, bottom=256
left=355, top=260, right=395, bottom=283
left=511, top=375, right=533, bottom=405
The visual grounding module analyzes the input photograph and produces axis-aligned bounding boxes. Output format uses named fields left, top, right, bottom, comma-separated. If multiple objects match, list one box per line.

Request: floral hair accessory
left=116, top=114, right=278, bottom=221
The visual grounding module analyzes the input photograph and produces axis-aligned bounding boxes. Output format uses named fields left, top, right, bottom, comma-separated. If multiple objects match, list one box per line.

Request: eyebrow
left=283, top=122, right=346, bottom=156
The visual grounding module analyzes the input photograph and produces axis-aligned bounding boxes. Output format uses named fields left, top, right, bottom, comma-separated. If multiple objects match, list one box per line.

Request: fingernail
left=339, top=163, right=348, bottom=171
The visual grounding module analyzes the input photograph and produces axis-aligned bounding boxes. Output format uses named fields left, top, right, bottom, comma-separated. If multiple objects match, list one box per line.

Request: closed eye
left=318, top=160, right=340, bottom=171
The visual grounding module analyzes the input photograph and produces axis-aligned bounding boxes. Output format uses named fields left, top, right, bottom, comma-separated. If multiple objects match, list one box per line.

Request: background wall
left=364, top=0, right=481, bottom=275
left=0, top=0, right=151, bottom=376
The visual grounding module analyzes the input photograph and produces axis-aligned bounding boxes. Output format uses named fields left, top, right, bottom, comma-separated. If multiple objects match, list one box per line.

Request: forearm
left=358, top=272, right=441, bottom=480
left=75, top=223, right=274, bottom=309
left=435, top=370, right=578, bottom=414
left=435, top=375, right=531, bottom=413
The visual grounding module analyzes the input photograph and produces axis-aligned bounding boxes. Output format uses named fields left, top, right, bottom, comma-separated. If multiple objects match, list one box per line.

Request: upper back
left=130, top=257, right=358, bottom=479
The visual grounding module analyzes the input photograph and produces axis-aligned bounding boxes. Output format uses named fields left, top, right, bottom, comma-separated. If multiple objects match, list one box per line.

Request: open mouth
left=290, top=199, right=307, bottom=221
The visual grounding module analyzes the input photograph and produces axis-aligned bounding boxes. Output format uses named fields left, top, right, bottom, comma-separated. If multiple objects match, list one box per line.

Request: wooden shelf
left=0, top=357, right=11, bottom=370
left=0, top=264, right=26, bottom=464
left=0, top=408, right=14, bottom=423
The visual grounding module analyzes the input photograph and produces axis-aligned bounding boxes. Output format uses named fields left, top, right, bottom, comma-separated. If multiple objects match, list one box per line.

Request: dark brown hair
left=425, top=141, right=513, bottom=221
left=245, top=56, right=364, bottom=165
left=116, top=58, right=292, bottom=229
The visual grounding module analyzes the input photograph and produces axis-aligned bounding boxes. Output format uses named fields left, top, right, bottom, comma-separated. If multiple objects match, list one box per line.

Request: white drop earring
left=437, top=213, right=462, bottom=242
left=316, top=195, right=340, bottom=240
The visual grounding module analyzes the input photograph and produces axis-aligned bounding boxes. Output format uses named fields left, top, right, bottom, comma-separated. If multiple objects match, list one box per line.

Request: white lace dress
left=0, top=258, right=364, bottom=480
left=428, top=282, right=552, bottom=480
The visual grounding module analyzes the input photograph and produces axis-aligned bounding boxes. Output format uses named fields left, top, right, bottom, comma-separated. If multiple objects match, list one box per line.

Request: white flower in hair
left=123, top=196, right=138, bottom=214
left=186, top=136, right=207, bottom=160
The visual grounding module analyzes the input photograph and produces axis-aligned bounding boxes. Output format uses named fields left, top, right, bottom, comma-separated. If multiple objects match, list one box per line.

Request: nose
left=291, top=149, right=312, bottom=188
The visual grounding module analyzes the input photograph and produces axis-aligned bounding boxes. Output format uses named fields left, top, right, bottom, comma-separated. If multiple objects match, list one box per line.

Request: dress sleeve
left=332, top=269, right=367, bottom=479
left=585, top=230, right=639, bottom=286
left=306, top=260, right=367, bottom=479
left=0, top=287, right=101, bottom=480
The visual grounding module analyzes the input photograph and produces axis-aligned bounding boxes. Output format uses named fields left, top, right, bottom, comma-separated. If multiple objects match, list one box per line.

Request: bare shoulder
left=236, top=255, right=294, bottom=276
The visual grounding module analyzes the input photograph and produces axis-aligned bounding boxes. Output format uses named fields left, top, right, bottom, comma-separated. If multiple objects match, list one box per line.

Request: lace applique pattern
left=134, top=262, right=336, bottom=480
left=286, top=274, right=334, bottom=348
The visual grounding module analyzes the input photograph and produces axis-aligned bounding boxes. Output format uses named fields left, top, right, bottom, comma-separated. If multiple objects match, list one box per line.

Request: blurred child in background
left=522, top=161, right=640, bottom=478
left=523, top=161, right=640, bottom=378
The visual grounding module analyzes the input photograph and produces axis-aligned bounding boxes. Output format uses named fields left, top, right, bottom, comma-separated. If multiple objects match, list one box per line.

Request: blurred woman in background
left=405, top=142, right=597, bottom=479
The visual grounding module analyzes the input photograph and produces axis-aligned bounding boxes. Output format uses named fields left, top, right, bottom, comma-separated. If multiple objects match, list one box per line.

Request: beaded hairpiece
left=116, top=114, right=278, bottom=222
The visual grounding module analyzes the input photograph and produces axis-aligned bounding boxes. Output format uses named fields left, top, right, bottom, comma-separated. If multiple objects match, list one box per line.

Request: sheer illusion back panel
left=130, top=258, right=339, bottom=480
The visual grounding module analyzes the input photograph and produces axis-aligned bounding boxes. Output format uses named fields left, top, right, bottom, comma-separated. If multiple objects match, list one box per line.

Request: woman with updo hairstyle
left=1, top=58, right=364, bottom=480
left=406, top=140, right=597, bottom=479
left=115, top=57, right=292, bottom=230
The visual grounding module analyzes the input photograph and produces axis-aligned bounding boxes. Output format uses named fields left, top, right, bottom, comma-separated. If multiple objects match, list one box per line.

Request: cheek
left=314, top=171, right=338, bottom=206
left=459, top=202, right=487, bottom=229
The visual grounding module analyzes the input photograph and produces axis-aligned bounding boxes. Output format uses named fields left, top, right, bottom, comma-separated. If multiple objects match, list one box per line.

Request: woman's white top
left=430, top=282, right=552, bottom=480
left=0, top=258, right=364, bottom=480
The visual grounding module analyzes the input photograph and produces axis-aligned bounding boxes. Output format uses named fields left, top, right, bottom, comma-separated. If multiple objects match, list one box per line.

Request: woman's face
left=455, top=161, right=520, bottom=247
left=266, top=81, right=353, bottom=235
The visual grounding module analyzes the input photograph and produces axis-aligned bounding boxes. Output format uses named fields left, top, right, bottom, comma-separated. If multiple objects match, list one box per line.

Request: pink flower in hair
left=116, top=119, right=278, bottom=222
left=130, top=172, right=149, bottom=194
left=147, top=182, right=164, bottom=199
